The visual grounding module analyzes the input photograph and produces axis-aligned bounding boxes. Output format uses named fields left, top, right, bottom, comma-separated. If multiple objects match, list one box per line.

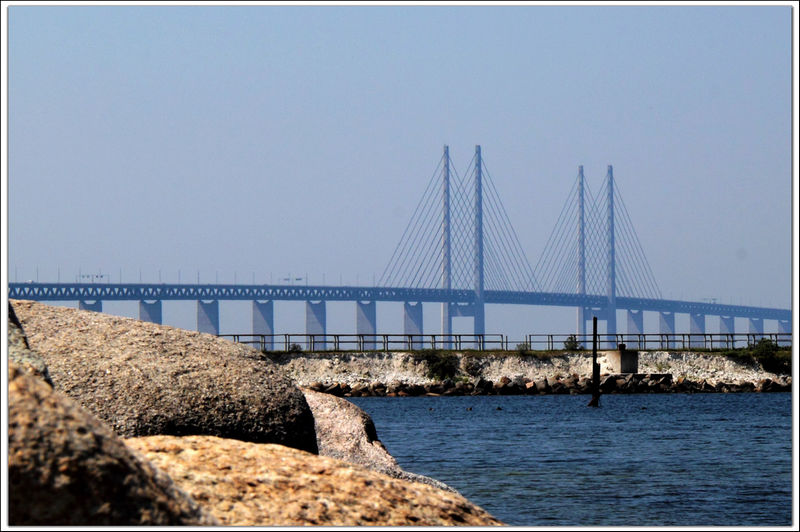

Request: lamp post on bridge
left=77, top=273, right=109, bottom=284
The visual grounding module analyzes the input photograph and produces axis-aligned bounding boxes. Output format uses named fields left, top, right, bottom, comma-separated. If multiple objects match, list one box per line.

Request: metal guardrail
left=219, top=332, right=791, bottom=352
left=219, top=333, right=508, bottom=352
left=523, top=333, right=792, bottom=351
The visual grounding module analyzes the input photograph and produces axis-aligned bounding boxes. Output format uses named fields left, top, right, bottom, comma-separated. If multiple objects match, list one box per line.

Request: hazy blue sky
left=5, top=2, right=796, bottom=340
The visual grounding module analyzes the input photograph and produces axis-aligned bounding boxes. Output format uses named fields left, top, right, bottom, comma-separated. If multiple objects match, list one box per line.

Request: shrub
left=752, top=338, right=778, bottom=358
left=288, top=343, right=303, bottom=353
left=723, top=339, right=791, bottom=376
left=417, top=350, right=459, bottom=381
left=563, top=335, right=582, bottom=351
left=752, top=339, right=790, bottom=375
left=760, top=350, right=791, bottom=375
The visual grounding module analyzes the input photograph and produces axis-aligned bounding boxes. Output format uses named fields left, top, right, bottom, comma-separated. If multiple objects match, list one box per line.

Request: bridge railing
left=220, top=332, right=791, bottom=352
left=219, top=333, right=508, bottom=352
left=523, top=333, right=792, bottom=351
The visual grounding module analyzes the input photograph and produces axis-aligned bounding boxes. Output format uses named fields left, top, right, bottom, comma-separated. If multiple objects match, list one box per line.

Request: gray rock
left=10, top=299, right=317, bottom=453
left=7, top=361, right=219, bottom=526
left=302, top=389, right=458, bottom=494
left=535, top=377, right=551, bottom=393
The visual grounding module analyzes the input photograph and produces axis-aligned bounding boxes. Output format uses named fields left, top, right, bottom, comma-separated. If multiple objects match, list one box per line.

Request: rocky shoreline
left=5, top=299, right=792, bottom=526
left=301, top=371, right=791, bottom=397
left=7, top=300, right=503, bottom=526
left=264, top=350, right=793, bottom=397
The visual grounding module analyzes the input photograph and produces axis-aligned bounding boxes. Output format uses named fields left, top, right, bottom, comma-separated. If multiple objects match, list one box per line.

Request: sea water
left=350, top=393, right=794, bottom=527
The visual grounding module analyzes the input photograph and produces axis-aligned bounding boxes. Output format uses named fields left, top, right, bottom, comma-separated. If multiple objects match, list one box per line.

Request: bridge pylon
left=441, top=145, right=452, bottom=348
left=473, top=145, right=485, bottom=337
left=606, top=165, right=617, bottom=337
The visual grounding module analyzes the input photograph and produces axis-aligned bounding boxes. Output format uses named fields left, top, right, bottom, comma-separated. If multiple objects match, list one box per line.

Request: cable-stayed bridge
left=9, top=146, right=791, bottom=349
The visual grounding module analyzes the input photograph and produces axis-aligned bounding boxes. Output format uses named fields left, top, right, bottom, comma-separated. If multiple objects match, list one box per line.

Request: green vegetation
left=415, top=350, right=460, bottom=381
left=563, top=335, right=583, bottom=351
left=515, top=342, right=531, bottom=353
left=721, top=339, right=791, bottom=375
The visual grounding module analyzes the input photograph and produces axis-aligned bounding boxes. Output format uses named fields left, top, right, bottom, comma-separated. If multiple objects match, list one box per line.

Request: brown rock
left=125, top=435, right=504, bottom=527
left=473, top=377, right=493, bottom=394
left=10, top=299, right=317, bottom=453
left=739, top=381, right=756, bottom=392
left=561, top=375, right=578, bottom=389
left=324, top=382, right=342, bottom=395
left=7, top=362, right=218, bottom=526
left=599, top=375, right=617, bottom=392
left=301, top=389, right=455, bottom=492
left=406, top=383, right=426, bottom=396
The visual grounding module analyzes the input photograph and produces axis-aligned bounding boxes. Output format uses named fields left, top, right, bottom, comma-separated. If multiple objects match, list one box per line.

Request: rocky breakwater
left=269, top=349, right=792, bottom=397
left=8, top=300, right=503, bottom=526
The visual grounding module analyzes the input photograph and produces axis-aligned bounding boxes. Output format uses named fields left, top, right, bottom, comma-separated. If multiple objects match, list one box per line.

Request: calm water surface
left=350, top=394, right=794, bottom=527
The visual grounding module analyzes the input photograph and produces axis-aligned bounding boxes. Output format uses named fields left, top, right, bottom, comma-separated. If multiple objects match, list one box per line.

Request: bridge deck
left=7, top=282, right=791, bottom=321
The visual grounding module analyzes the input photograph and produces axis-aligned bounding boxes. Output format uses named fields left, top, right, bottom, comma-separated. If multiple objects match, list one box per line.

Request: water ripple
left=351, top=393, right=792, bottom=527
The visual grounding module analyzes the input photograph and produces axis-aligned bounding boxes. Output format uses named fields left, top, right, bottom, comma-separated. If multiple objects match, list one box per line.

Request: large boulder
left=7, top=362, right=218, bottom=526
left=301, top=389, right=456, bottom=492
left=10, top=299, right=317, bottom=453
left=125, top=435, right=504, bottom=527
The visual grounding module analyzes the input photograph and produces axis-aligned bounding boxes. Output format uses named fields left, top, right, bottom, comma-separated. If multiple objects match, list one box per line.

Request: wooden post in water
left=588, top=316, right=601, bottom=407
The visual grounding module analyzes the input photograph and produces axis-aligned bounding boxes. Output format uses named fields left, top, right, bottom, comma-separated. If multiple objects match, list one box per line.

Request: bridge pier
left=626, top=309, right=643, bottom=336
left=403, top=301, right=423, bottom=349
left=441, top=302, right=452, bottom=349
left=139, top=300, right=162, bottom=324
left=197, top=300, right=220, bottom=335
left=576, top=306, right=587, bottom=340
left=689, top=312, right=705, bottom=348
left=719, top=315, right=735, bottom=348
left=658, top=311, right=675, bottom=333
left=659, top=311, right=675, bottom=348
left=253, top=300, right=274, bottom=351
left=306, top=300, right=326, bottom=350
left=79, top=300, right=102, bottom=313
left=719, top=315, right=734, bottom=335
left=356, top=301, right=376, bottom=350
left=748, top=317, right=764, bottom=336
